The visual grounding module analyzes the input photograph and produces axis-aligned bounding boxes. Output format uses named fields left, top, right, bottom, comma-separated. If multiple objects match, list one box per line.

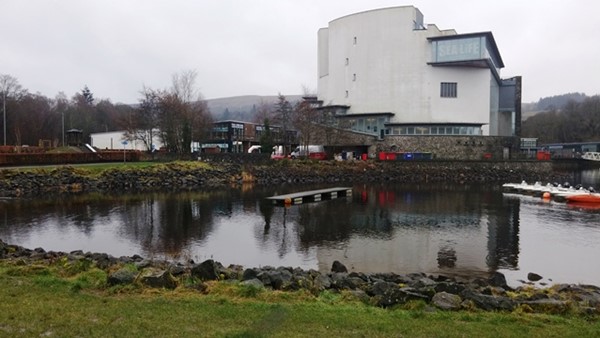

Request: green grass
left=5, top=160, right=213, bottom=176
left=0, top=263, right=598, bottom=337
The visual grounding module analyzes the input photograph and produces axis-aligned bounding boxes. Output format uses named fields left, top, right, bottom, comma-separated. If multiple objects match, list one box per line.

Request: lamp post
left=122, top=140, right=128, bottom=163
left=61, top=111, right=65, bottom=147
left=2, top=90, right=6, bottom=146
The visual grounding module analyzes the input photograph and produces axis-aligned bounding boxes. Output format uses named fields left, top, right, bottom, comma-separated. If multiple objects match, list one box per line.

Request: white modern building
left=317, top=6, right=521, bottom=138
left=90, top=130, right=163, bottom=151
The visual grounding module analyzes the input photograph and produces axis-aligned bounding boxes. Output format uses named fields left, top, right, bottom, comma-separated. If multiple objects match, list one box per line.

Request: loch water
left=1, top=169, right=599, bottom=287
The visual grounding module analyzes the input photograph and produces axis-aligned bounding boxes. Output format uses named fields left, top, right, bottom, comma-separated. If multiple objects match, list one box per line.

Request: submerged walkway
left=267, top=187, right=352, bottom=205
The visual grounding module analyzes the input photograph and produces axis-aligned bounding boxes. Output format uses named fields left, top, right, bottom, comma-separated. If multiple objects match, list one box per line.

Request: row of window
left=343, top=81, right=458, bottom=99
left=388, top=125, right=481, bottom=136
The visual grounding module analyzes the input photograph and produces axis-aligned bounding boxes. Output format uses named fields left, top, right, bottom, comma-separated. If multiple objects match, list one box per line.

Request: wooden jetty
left=267, top=187, right=352, bottom=205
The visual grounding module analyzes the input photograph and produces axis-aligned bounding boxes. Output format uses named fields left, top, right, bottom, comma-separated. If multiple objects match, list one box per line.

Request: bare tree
left=293, top=99, right=319, bottom=149
left=125, top=87, right=163, bottom=152
left=0, top=74, right=24, bottom=145
left=166, top=70, right=212, bottom=154
left=272, top=93, right=292, bottom=155
left=252, top=99, right=273, bottom=124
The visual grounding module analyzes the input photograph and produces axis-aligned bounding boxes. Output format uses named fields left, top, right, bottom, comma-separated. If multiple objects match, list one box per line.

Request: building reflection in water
left=0, top=183, right=520, bottom=277
left=300, top=183, right=520, bottom=277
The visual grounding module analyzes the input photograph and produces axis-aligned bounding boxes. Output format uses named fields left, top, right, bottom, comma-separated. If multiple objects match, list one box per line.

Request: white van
left=247, top=145, right=261, bottom=153
left=290, top=145, right=326, bottom=160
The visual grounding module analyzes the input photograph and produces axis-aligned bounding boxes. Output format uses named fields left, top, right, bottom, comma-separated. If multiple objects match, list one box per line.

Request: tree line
left=0, top=71, right=214, bottom=154
left=0, top=71, right=326, bottom=155
left=521, top=95, right=600, bottom=144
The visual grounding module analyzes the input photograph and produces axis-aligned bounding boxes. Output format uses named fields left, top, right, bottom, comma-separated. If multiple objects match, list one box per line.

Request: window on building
left=440, top=82, right=457, bottom=98
left=345, top=58, right=349, bottom=65
left=353, top=73, right=356, bottom=81
left=353, top=36, right=357, bottom=45
left=345, top=90, right=349, bottom=98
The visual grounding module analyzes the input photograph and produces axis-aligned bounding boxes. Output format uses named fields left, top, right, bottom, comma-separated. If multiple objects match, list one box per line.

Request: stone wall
left=376, top=135, right=521, bottom=160
left=304, top=124, right=520, bottom=160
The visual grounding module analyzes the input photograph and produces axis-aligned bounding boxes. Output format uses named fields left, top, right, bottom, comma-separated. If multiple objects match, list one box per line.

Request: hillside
left=521, top=92, right=589, bottom=120
left=206, top=95, right=303, bottom=122
left=204, top=93, right=592, bottom=123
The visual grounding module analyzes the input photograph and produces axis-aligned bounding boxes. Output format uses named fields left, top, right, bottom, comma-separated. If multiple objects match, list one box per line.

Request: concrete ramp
left=84, top=143, right=97, bottom=153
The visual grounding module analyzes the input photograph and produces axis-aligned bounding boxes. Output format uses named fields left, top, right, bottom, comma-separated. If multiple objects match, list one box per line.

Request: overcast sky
left=2, top=0, right=598, bottom=104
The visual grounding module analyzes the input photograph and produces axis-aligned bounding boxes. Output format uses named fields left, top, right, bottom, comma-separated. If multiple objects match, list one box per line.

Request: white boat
left=582, top=152, right=600, bottom=161
left=566, top=192, right=600, bottom=204
left=551, top=186, right=591, bottom=202
left=501, top=181, right=527, bottom=192
left=502, top=181, right=592, bottom=202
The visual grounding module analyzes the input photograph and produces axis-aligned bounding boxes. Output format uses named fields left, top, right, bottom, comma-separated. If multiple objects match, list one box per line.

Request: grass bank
left=1, top=263, right=598, bottom=337
left=7, top=160, right=212, bottom=176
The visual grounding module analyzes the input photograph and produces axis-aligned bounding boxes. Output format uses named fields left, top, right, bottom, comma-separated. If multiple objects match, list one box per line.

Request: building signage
left=433, top=37, right=483, bottom=63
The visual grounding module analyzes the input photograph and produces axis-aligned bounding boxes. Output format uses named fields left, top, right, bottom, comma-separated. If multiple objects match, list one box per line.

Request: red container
left=378, top=152, right=386, bottom=161
left=386, top=153, right=396, bottom=161
left=361, top=153, right=368, bottom=161
left=536, top=151, right=551, bottom=161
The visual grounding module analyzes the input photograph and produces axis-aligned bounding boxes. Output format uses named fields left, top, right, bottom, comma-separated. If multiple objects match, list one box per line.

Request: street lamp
left=62, top=111, right=65, bottom=147
left=2, top=90, right=6, bottom=146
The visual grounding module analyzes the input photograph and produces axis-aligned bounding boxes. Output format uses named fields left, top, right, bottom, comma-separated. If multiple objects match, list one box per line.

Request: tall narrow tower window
left=353, top=36, right=357, bottom=45
left=345, top=90, right=349, bottom=98
left=353, top=73, right=356, bottom=81
left=345, top=58, right=349, bottom=65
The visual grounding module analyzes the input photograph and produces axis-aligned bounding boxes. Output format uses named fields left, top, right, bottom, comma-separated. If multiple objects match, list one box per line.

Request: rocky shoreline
left=1, top=239, right=598, bottom=315
left=0, top=160, right=570, bottom=197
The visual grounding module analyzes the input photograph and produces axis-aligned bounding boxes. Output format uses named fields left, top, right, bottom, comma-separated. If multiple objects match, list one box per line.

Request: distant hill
left=521, top=92, right=588, bottom=120
left=206, top=95, right=303, bottom=122
left=205, top=93, right=592, bottom=123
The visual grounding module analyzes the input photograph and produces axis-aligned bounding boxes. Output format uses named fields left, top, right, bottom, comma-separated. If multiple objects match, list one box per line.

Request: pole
left=122, top=140, right=128, bottom=163
left=2, top=90, right=6, bottom=146
left=62, top=111, right=65, bottom=147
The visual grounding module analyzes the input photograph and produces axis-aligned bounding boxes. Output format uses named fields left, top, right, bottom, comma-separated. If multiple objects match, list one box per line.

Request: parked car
left=290, top=145, right=326, bottom=160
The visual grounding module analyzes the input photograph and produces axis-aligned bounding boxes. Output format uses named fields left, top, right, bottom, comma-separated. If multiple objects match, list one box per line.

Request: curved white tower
left=317, top=6, right=519, bottom=137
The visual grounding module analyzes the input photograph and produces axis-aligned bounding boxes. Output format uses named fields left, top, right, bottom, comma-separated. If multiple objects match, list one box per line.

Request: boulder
left=191, top=259, right=219, bottom=281
left=107, top=268, right=137, bottom=286
left=377, top=287, right=429, bottom=308
left=519, top=299, right=569, bottom=314
left=242, top=268, right=259, bottom=281
left=331, top=260, right=348, bottom=273
left=367, top=281, right=398, bottom=297
left=313, top=274, right=332, bottom=291
left=527, top=272, right=543, bottom=282
left=461, top=289, right=515, bottom=311
left=432, top=292, right=462, bottom=311
left=169, top=264, right=187, bottom=276
left=434, top=282, right=465, bottom=295
left=488, top=272, right=510, bottom=289
left=139, top=268, right=177, bottom=289
left=268, top=268, right=293, bottom=290
left=240, top=278, right=264, bottom=289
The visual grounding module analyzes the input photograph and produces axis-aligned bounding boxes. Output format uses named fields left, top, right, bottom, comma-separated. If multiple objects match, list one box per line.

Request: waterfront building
left=316, top=6, right=521, bottom=139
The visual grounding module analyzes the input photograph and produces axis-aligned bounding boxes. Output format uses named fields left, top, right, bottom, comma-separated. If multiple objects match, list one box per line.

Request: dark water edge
left=2, top=175, right=600, bottom=287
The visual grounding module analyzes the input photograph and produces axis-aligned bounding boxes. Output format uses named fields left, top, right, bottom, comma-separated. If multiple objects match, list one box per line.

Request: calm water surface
left=1, top=169, right=599, bottom=287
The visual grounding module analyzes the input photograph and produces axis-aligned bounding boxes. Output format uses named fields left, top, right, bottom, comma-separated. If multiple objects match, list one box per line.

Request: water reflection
left=1, top=183, right=599, bottom=285
left=292, top=184, right=520, bottom=277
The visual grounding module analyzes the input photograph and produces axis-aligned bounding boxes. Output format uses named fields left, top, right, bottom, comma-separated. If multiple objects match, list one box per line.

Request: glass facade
left=389, top=125, right=482, bottom=136
left=344, top=115, right=390, bottom=135
left=430, top=34, right=502, bottom=75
